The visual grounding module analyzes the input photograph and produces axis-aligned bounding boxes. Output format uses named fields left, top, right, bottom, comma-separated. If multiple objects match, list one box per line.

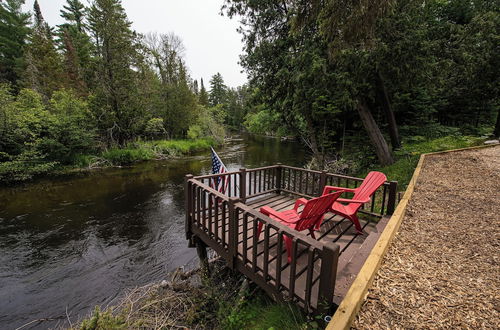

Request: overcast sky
left=23, top=0, right=248, bottom=88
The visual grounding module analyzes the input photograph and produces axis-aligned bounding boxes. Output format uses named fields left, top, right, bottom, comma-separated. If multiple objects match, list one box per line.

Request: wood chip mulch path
left=353, top=146, right=500, bottom=329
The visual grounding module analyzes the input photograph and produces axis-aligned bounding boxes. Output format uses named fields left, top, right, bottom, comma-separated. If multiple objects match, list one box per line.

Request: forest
left=0, top=0, right=499, bottom=184
left=225, top=0, right=499, bottom=167
left=0, top=0, right=249, bottom=183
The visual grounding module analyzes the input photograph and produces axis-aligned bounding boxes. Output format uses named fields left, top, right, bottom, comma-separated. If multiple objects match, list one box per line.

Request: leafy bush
left=144, top=118, right=167, bottom=139
left=0, top=151, right=58, bottom=184
left=188, top=105, right=225, bottom=142
left=187, top=124, right=203, bottom=139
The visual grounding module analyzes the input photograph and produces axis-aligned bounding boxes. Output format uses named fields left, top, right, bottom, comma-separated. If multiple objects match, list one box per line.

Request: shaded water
left=0, top=135, right=306, bottom=329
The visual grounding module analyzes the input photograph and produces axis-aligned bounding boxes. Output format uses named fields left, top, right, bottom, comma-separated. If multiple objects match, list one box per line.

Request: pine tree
left=22, top=0, right=64, bottom=99
left=88, top=0, right=143, bottom=144
left=208, top=73, right=227, bottom=107
left=0, top=0, right=31, bottom=87
left=192, top=79, right=199, bottom=95
left=58, top=0, right=92, bottom=93
left=61, top=28, right=87, bottom=95
left=199, top=78, right=209, bottom=106
left=60, top=0, right=86, bottom=32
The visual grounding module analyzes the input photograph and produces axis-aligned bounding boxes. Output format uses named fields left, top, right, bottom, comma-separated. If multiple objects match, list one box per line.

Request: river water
left=0, top=135, right=306, bottom=329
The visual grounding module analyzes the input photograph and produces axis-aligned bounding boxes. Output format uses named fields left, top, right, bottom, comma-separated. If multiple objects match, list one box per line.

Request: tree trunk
left=357, top=99, right=394, bottom=166
left=377, top=72, right=400, bottom=149
left=494, top=109, right=500, bottom=138
left=304, top=115, right=324, bottom=170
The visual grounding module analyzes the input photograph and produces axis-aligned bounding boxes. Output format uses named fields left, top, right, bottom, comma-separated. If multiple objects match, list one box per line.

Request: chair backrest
left=350, top=171, right=387, bottom=211
left=295, top=191, right=343, bottom=231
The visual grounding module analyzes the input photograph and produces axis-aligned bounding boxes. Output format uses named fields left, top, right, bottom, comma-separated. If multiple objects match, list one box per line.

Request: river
left=0, top=135, right=307, bottom=329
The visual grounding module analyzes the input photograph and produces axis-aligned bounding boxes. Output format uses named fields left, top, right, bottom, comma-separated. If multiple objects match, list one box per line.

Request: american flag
left=210, top=147, right=229, bottom=194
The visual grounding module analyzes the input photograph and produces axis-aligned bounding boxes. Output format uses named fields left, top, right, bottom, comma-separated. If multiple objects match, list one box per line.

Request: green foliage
left=100, top=138, right=214, bottom=165
left=187, top=105, right=226, bottom=142
left=224, top=0, right=499, bottom=165
left=0, top=0, right=31, bottom=87
left=244, top=109, right=287, bottom=136
left=101, top=147, right=154, bottom=165
left=0, top=86, right=95, bottom=182
left=141, top=138, right=214, bottom=157
left=0, top=151, right=58, bottom=184
left=23, top=1, right=64, bottom=99
left=187, top=124, right=202, bottom=139
left=368, top=135, right=483, bottom=188
left=220, top=294, right=308, bottom=330
left=87, top=0, right=144, bottom=145
left=144, top=118, right=166, bottom=139
left=209, top=72, right=227, bottom=107
left=79, top=306, right=126, bottom=330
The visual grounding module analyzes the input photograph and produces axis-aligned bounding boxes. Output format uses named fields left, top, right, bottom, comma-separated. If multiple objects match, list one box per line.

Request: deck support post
left=386, top=180, right=398, bottom=215
left=275, top=163, right=282, bottom=193
left=319, top=170, right=327, bottom=195
left=185, top=174, right=194, bottom=243
left=228, top=197, right=241, bottom=270
left=318, top=242, right=340, bottom=318
left=194, top=236, right=210, bottom=276
left=239, top=168, right=247, bottom=203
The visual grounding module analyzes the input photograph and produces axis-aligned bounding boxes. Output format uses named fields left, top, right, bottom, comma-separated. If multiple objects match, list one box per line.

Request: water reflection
left=0, top=134, right=306, bottom=329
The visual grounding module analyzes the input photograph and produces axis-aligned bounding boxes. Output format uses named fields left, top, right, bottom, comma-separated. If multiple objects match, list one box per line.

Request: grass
left=71, top=261, right=310, bottom=330
left=220, top=293, right=310, bottom=330
left=98, top=138, right=215, bottom=166
left=364, top=135, right=484, bottom=189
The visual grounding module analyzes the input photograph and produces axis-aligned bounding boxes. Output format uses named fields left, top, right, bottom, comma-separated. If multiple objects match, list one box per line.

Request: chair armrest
left=260, top=206, right=300, bottom=224
left=337, top=197, right=370, bottom=204
left=322, top=185, right=356, bottom=195
left=260, top=206, right=288, bottom=222
left=293, top=198, right=308, bottom=211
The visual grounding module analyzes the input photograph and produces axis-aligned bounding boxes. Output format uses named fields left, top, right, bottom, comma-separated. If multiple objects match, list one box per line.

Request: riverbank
left=0, top=138, right=216, bottom=185
left=72, top=260, right=308, bottom=330
left=68, top=135, right=488, bottom=329
left=361, top=135, right=485, bottom=189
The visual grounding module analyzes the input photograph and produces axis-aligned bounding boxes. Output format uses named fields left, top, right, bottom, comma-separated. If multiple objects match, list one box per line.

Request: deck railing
left=185, top=165, right=397, bottom=313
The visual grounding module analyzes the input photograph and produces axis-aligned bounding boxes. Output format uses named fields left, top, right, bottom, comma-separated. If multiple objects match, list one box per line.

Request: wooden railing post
left=275, top=163, right=282, bottom=193
left=386, top=180, right=398, bottom=215
left=318, top=242, right=340, bottom=317
left=185, top=174, right=194, bottom=241
left=239, top=168, right=247, bottom=203
left=228, top=197, right=241, bottom=269
left=319, top=170, right=327, bottom=195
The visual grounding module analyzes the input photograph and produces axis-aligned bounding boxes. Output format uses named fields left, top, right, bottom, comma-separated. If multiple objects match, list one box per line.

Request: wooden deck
left=185, top=165, right=397, bottom=315
left=244, top=193, right=389, bottom=306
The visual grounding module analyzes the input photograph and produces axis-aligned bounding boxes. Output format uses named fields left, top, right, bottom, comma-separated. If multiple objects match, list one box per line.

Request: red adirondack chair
left=321, top=171, right=387, bottom=234
left=259, top=191, right=344, bottom=263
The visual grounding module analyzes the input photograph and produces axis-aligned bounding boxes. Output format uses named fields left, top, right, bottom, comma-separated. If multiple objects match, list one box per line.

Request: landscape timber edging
left=325, top=144, right=498, bottom=330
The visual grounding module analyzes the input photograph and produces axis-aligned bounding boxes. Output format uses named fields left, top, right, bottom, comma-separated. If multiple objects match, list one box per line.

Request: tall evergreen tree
left=88, top=0, right=143, bottom=144
left=60, top=0, right=86, bottom=32
left=22, top=0, right=64, bottom=99
left=199, top=77, right=209, bottom=106
left=209, top=72, right=227, bottom=107
left=58, top=0, right=92, bottom=91
left=0, top=0, right=30, bottom=87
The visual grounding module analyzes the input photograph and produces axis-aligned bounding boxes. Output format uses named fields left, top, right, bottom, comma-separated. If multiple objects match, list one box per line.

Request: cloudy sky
left=23, top=0, right=248, bottom=88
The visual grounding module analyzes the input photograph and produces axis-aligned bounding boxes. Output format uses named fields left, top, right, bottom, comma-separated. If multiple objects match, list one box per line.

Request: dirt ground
left=353, top=146, right=500, bottom=329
